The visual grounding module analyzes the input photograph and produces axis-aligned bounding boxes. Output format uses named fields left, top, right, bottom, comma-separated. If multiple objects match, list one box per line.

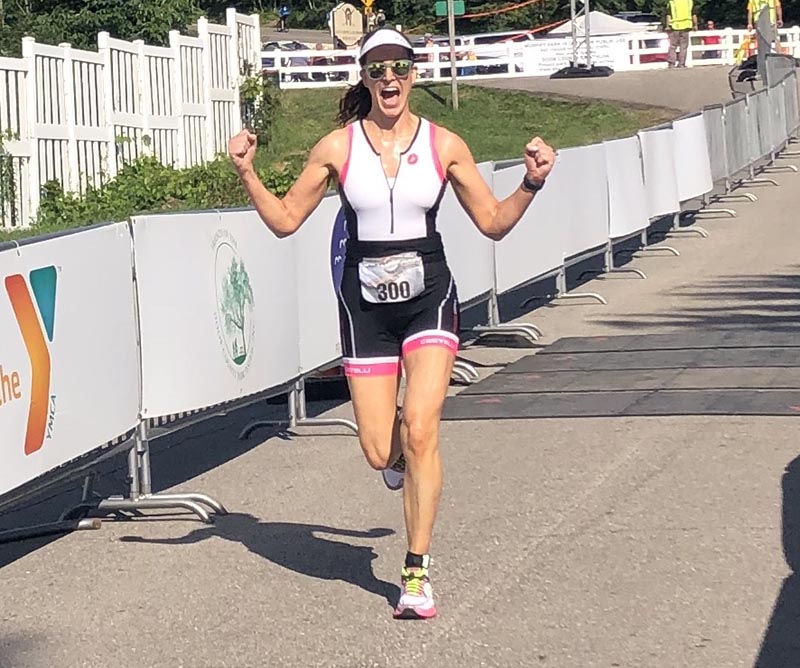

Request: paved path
left=1, top=79, right=799, bottom=667
left=261, top=27, right=331, bottom=46
left=476, top=65, right=737, bottom=113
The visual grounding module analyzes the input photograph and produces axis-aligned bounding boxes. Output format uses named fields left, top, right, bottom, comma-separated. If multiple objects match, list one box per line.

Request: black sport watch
left=521, top=174, right=545, bottom=194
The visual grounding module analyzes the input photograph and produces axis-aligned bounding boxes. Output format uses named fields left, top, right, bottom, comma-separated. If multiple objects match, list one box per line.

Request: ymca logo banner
left=0, top=224, right=140, bottom=498
left=4, top=265, right=58, bottom=456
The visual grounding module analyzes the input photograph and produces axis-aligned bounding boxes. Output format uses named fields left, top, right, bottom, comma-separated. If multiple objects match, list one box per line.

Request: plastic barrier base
left=239, top=379, right=359, bottom=441
left=550, top=64, right=614, bottom=79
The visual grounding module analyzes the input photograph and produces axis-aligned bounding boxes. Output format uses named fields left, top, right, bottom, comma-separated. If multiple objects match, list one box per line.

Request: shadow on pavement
left=0, top=632, right=47, bottom=667
left=0, top=398, right=354, bottom=570
left=596, top=268, right=800, bottom=333
left=754, top=455, right=800, bottom=667
left=119, top=513, right=400, bottom=608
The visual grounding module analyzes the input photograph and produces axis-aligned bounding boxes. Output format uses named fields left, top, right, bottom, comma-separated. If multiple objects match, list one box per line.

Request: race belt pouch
left=358, top=252, right=425, bottom=304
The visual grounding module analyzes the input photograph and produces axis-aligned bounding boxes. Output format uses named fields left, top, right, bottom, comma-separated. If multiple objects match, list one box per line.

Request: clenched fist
left=229, top=129, right=257, bottom=173
left=523, top=137, right=556, bottom=185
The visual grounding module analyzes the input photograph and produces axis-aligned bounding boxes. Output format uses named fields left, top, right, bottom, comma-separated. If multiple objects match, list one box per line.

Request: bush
left=239, top=71, right=283, bottom=150
left=30, top=153, right=300, bottom=234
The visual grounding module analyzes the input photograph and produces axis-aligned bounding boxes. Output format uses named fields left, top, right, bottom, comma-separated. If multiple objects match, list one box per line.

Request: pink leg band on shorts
left=401, top=330, right=460, bottom=356
left=343, top=357, right=401, bottom=377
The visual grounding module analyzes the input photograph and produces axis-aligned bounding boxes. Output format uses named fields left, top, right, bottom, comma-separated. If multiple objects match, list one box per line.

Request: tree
left=220, top=258, right=254, bottom=365
left=0, top=0, right=202, bottom=56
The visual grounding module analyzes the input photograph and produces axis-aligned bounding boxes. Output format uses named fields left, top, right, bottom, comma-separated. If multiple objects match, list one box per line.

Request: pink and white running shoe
left=393, top=566, right=437, bottom=620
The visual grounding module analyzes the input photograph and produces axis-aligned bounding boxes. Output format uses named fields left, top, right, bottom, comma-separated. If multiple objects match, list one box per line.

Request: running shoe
left=393, top=566, right=437, bottom=619
left=381, top=453, right=405, bottom=491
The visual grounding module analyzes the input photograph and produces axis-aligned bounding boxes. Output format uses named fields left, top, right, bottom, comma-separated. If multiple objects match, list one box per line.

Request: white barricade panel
left=703, top=106, right=727, bottom=183
left=746, top=93, right=762, bottom=162
left=133, top=211, right=300, bottom=417
left=754, top=89, right=773, bottom=158
left=0, top=223, right=140, bottom=497
left=639, top=127, right=680, bottom=219
left=604, top=136, right=649, bottom=240
left=437, top=161, right=496, bottom=304
left=672, top=114, right=714, bottom=202
left=560, top=144, right=609, bottom=258
left=725, top=98, right=749, bottom=176
left=787, top=72, right=800, bottom=134
left=771, top=82, right=788, bottom=150
left=493, top=163, right=564, bottom=294
left=293, top=194, right=344, bottom=374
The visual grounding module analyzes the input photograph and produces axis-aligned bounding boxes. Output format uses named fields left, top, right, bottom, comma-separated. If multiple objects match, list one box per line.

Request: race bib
left=358, top=252, right=425, bottom=304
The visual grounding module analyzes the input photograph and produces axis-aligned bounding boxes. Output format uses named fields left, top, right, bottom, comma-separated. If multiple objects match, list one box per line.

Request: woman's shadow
left=120, top=513, right=400, bottom=607
left=754, top=455, right=800, bottom=667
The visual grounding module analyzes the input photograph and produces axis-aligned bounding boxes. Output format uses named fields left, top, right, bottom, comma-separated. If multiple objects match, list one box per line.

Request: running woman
left=228, top=27, right=555, bottom=620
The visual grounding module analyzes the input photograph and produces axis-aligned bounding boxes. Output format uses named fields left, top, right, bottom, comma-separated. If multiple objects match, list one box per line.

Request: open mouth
left=380, top=87, right=401, bottom=101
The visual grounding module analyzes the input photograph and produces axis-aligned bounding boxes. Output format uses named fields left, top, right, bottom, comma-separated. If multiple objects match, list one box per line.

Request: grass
left=260, top=83, right=674, bottom=170
left=1, top=84, right=674, bottom=241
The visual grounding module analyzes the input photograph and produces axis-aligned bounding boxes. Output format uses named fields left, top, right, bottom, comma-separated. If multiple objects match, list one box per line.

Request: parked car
left=613, top=11, right=662, bottom=31
left=261, top=40, right=310, bottom=73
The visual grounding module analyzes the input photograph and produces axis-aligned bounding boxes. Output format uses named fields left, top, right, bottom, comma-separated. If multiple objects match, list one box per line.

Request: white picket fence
left=266, top=26, right=800, bottom=89
left=0, top=8, right=260, bottom=230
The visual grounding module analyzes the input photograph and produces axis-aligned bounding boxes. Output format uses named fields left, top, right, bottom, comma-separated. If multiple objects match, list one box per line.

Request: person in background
left=464, top=50, right=478, bottom=75
left=422, top=34, right=436, bottom=78
left=747, top=0, right=783, bottom=51
left=665, top=0, right=698, bottom=68
left=748, top=0, right=783, bottom=31
left=701, top=19, right=722, bottom=59
left=310, top=42, right=328, bottom=81
left=278, top=4, right=290, bottom=32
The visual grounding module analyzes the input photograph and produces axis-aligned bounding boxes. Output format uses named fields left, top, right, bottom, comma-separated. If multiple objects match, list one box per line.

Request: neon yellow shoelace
left=402, top=567, right=428, bottom=596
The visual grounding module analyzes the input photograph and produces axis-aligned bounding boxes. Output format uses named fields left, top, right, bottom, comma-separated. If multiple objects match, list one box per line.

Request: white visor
left=358, top=30, right=415, bottom=62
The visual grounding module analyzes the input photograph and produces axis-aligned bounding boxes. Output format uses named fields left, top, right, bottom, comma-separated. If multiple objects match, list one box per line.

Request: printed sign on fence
left=0, top=223, right=140, bottom=498
left=132, top=210, right=301, bottom=418
left=522, top=36, right=629, bottom=76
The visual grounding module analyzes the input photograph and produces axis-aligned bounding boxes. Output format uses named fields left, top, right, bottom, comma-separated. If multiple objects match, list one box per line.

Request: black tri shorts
left=336, top=234, right=460, bottom=377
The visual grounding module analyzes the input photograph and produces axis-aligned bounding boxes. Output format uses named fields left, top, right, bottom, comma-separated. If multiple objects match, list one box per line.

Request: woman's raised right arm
left=228, top=128, right=346, bottom=238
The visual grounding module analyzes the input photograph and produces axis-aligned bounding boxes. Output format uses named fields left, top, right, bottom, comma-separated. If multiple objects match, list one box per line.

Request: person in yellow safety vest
left=665, top=0, right=698, bottom=68
left=747, top=0, right=782, bottom=31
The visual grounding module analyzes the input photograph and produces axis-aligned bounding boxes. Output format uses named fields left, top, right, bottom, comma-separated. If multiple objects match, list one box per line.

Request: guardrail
left=1, top=63, right=798, bottom=544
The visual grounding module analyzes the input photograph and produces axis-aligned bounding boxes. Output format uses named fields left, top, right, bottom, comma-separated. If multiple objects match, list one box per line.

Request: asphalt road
left=476, top=64, right=737, bottom=113
left=1, top=67, right=799, bottom=668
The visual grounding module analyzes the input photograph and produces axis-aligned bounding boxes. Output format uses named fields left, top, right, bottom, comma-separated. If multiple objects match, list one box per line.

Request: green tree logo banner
left=220, top=258, right=254, bottom=365
left=213, top=230, right=256, bottom=379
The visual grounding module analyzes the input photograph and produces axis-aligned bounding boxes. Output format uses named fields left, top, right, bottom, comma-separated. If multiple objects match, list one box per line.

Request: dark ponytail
left=337, top=81, right=372, bottom=126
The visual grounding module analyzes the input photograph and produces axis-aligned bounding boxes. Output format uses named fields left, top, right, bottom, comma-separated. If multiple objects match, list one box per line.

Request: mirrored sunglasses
left=364, top=59, right=413, bottom=79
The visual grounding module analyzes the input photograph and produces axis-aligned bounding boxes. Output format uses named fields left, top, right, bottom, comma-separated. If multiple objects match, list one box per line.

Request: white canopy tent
left=549, top=10, right=654, bottom=36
